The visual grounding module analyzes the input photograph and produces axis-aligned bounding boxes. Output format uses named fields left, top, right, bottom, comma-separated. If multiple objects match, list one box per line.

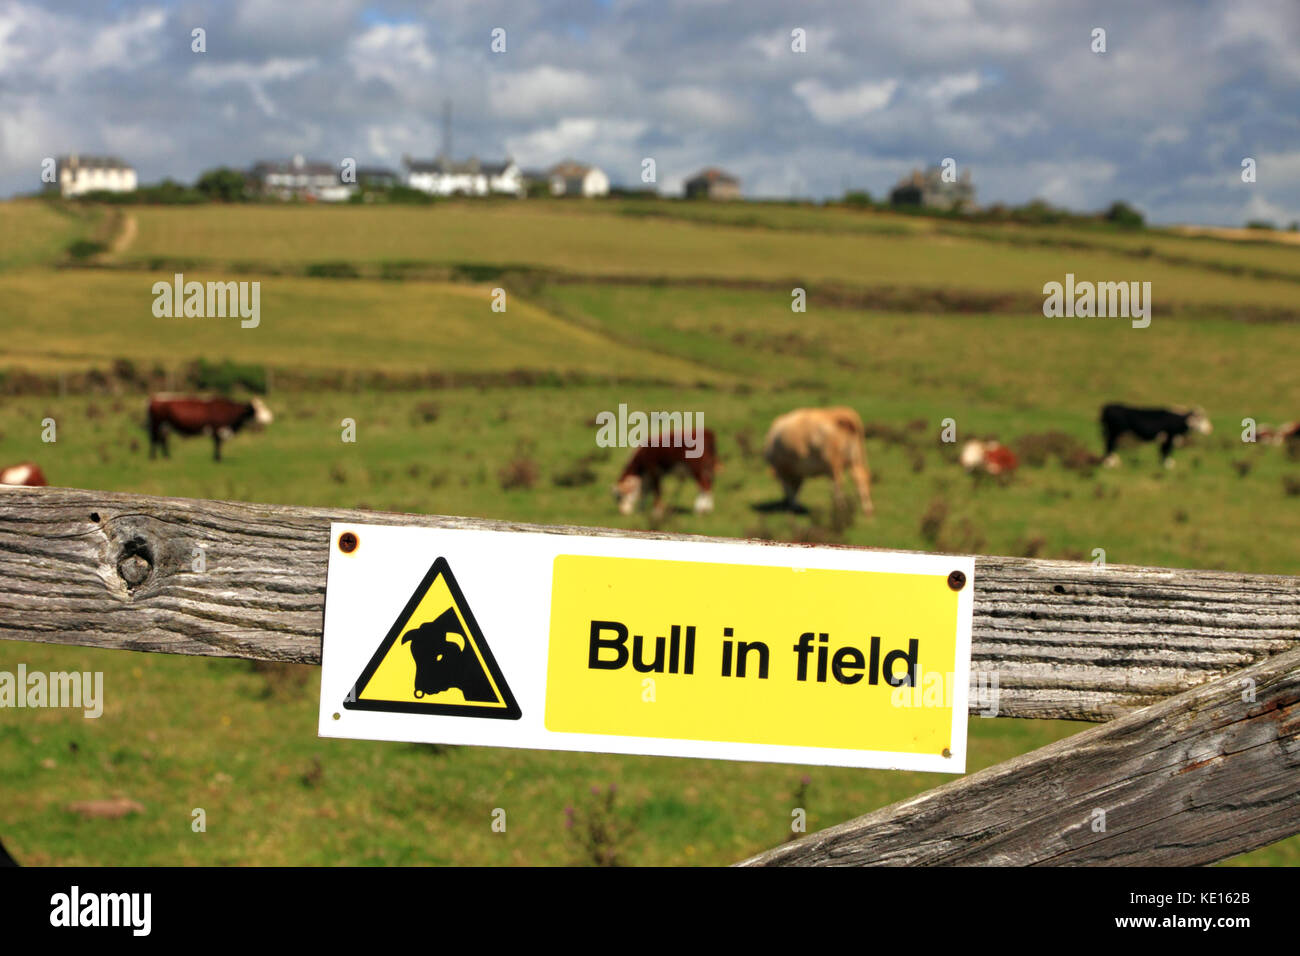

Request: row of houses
left=50, top=153, right=745, bottom=202
left=52, top=154, right=980, bottom=209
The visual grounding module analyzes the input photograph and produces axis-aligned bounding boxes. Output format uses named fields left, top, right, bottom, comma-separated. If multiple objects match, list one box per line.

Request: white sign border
left=318, top=524, right=974, bottom=773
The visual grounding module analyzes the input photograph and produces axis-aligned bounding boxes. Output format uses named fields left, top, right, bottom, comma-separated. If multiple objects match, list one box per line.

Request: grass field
left=1, top=197, right=1297, bottom=865
left=112, top=203, right=1300, bottom=308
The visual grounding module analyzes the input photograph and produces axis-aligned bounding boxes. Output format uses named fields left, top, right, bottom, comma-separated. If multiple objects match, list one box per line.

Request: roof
left=57, top=155, right=133, bottom=172
left=687, top=167, right=739, bottom=185
left=549, top=160, right=592, bottom=178
left=893, top=166, right=973, bottom=190
left=252, top=157, right=339, bottom=177
left=404, top=156, right=516, bottom=175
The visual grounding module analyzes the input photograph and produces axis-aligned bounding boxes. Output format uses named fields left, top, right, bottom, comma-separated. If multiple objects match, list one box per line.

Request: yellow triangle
left=344, top=558, right=521, bottom=720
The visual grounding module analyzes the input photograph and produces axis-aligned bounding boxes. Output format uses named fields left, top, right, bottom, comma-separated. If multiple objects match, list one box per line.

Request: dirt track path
left=108, top=212, right=137, bottom=255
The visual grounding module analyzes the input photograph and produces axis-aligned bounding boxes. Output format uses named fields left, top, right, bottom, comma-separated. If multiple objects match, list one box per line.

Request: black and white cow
left=1100, top=403, right=1212, bottom=468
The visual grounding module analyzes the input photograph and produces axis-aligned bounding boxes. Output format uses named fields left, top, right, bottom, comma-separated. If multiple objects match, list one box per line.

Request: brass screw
left=942, top=747, right=952, bottom=758
left=338, top=531, right=359, bottom=554
left=947, top=570, right=966, bottom=591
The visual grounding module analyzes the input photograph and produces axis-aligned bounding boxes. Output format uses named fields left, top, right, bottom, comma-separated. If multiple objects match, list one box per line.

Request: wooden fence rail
left=1, top=485, right=1297, bottom=865
left=741, top=644, right=1300, bottom=866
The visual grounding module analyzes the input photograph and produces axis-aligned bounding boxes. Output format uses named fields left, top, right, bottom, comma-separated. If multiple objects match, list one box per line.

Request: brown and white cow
left=613, top=428, right=718, bottom=517
left=1259, top=421, right=1300, bottom=446
left=148, top=394, right=272, bottom=462
left=959, top=439, right=1019, bottom=477
left=0, top=462, right=47, bottom=487
left=763, top=407, right=873, bottom=515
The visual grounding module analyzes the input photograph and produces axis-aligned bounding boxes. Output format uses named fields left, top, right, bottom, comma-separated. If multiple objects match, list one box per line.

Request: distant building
left=355, top=167, right=400, bottom=189
left=684, top=168, right=741, bottom=200
left=403, top=155, right=524, bottom=197
left=889, top=166, right=975, bottom=211
left=251, top=155, right=353, bottom=202
left=56, top=155, right=137, bottom=197
left=548, top=160, right=610, bottom=198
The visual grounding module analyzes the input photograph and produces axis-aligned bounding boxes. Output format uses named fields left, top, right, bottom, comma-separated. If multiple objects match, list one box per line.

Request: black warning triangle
left=343, top=556, right=521, bottom=720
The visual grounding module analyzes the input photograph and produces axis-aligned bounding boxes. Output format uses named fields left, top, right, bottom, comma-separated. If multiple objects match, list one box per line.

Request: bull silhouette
left=402, top=607, right=497, bottom=702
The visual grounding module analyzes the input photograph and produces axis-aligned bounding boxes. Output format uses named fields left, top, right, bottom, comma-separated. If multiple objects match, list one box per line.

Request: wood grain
left=738, top=644, right=1300, bottom=866
left=0, top=485, right=1296, bottom=721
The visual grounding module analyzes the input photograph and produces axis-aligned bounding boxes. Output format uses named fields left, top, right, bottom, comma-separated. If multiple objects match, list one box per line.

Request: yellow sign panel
left=344, top=557, right=521, bottom=720
left=545, top=554, right=960, bottom=756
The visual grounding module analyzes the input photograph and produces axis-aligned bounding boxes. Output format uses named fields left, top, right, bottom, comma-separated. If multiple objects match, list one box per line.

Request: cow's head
left=1185, top=408, right=1212, bottom=435
left=402, top=617, right=467, bottom=698
left=613, top=474, right=642, bottom=515
left=249, top=397, right=273, bottom=429
left=958, top=440, right=986, bottom=471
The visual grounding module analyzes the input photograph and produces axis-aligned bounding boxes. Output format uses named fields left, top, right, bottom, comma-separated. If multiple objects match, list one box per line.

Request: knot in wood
left=117, top=553, right=152, bottom=588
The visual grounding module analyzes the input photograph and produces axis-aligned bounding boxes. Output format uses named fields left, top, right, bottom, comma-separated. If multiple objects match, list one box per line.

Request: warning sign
left=320, top=525, right=974, bottom=772
left=343, top=557, right=520, bottom=720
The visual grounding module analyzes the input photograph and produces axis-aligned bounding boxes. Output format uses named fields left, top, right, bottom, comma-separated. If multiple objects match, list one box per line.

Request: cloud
left=347, top=23, right=435, bottom=87
left=0, top=0, right=1296, bottom=225
left=489, top=66, right=603, bottom=119
left=188, top=58, right=318, bottom=117
left=793, top=78, right=899, bottom=124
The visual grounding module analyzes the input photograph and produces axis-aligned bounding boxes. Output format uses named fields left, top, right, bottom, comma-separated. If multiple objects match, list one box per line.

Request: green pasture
left=0, top=270, right=718, bottom=382
left=0, top=196, right=1297, bottom=865
left=117, top=203, right=1300, bottom=308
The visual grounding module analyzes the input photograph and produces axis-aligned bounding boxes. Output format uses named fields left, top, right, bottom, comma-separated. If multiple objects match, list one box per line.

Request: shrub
left=66, top=239, right=106, bottom=260
left=305, top=261, right=361, bottom=279
left=498, top=453, right=539, bottom=490
left=919, top=497, right=948, bottom=544
left=1105, top=200, right=1145, bottom=229
left=189, top=358, right=267, bottom=395
left=411, top=400, right=440, bottom=424
left=552, top=462, right=598, bottom=488
left=194, top=167, right=251, bottom=202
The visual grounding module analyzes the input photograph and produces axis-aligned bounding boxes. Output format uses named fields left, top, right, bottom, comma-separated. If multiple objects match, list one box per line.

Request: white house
left=250, top=155, right=354, bottom=202
left=403, top=156, right=523, bottom=197
left=56, top=155, right=137, bottom=197
left=548, top=160, right=609, bottom=198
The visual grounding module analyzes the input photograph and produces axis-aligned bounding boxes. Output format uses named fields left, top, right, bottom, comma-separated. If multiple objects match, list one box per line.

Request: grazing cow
left=959, top=440, right=1019, bottom=477
left=1259, top=421, right=1300, bottom=446
left=0, top=462, right=47, bottom=487
left=1100, top=403, right=1212, bottom=468
left=763, top=407, right=873, bottom=514
left=403, top=608, right=496, bottom=702
left=613, top=429, right=718, bottom=517
left=148, top=394, right=272, bottom=462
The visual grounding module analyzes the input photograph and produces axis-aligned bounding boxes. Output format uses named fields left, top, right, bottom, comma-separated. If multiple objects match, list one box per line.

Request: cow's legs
left=850, top=460, right=874, bottom=516
left=692, top=479, right=714, bottom=514
left=779, top=473, right=803, bottom=509
left=828, top=458, right=849, bottom=510
left=1160, top=434, right=1176, bottom=468
left=148, top=418, right=161, bottom=459
left=646, top=474, right=665, bottom=518
left=1101, top=426, right=1121, bottom=467
left=212, top=435, right=222, bottom=462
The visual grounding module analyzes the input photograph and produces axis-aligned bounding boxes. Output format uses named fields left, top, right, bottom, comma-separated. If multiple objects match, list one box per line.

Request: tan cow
left=763, top=407, right=873, bottom=515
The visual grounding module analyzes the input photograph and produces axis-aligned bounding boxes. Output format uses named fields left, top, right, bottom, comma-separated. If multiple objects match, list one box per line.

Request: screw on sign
left=338, top=532, right=359, bottom=554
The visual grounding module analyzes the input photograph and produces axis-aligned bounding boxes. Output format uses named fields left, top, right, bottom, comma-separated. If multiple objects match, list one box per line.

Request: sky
left=1, top=0, right=1298, bottom=225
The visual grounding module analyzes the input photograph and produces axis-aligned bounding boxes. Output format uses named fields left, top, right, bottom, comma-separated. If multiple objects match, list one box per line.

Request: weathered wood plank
left=739, top=644, right=1300, bottom=866
left=0, top=485, right=1296, bottom=721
